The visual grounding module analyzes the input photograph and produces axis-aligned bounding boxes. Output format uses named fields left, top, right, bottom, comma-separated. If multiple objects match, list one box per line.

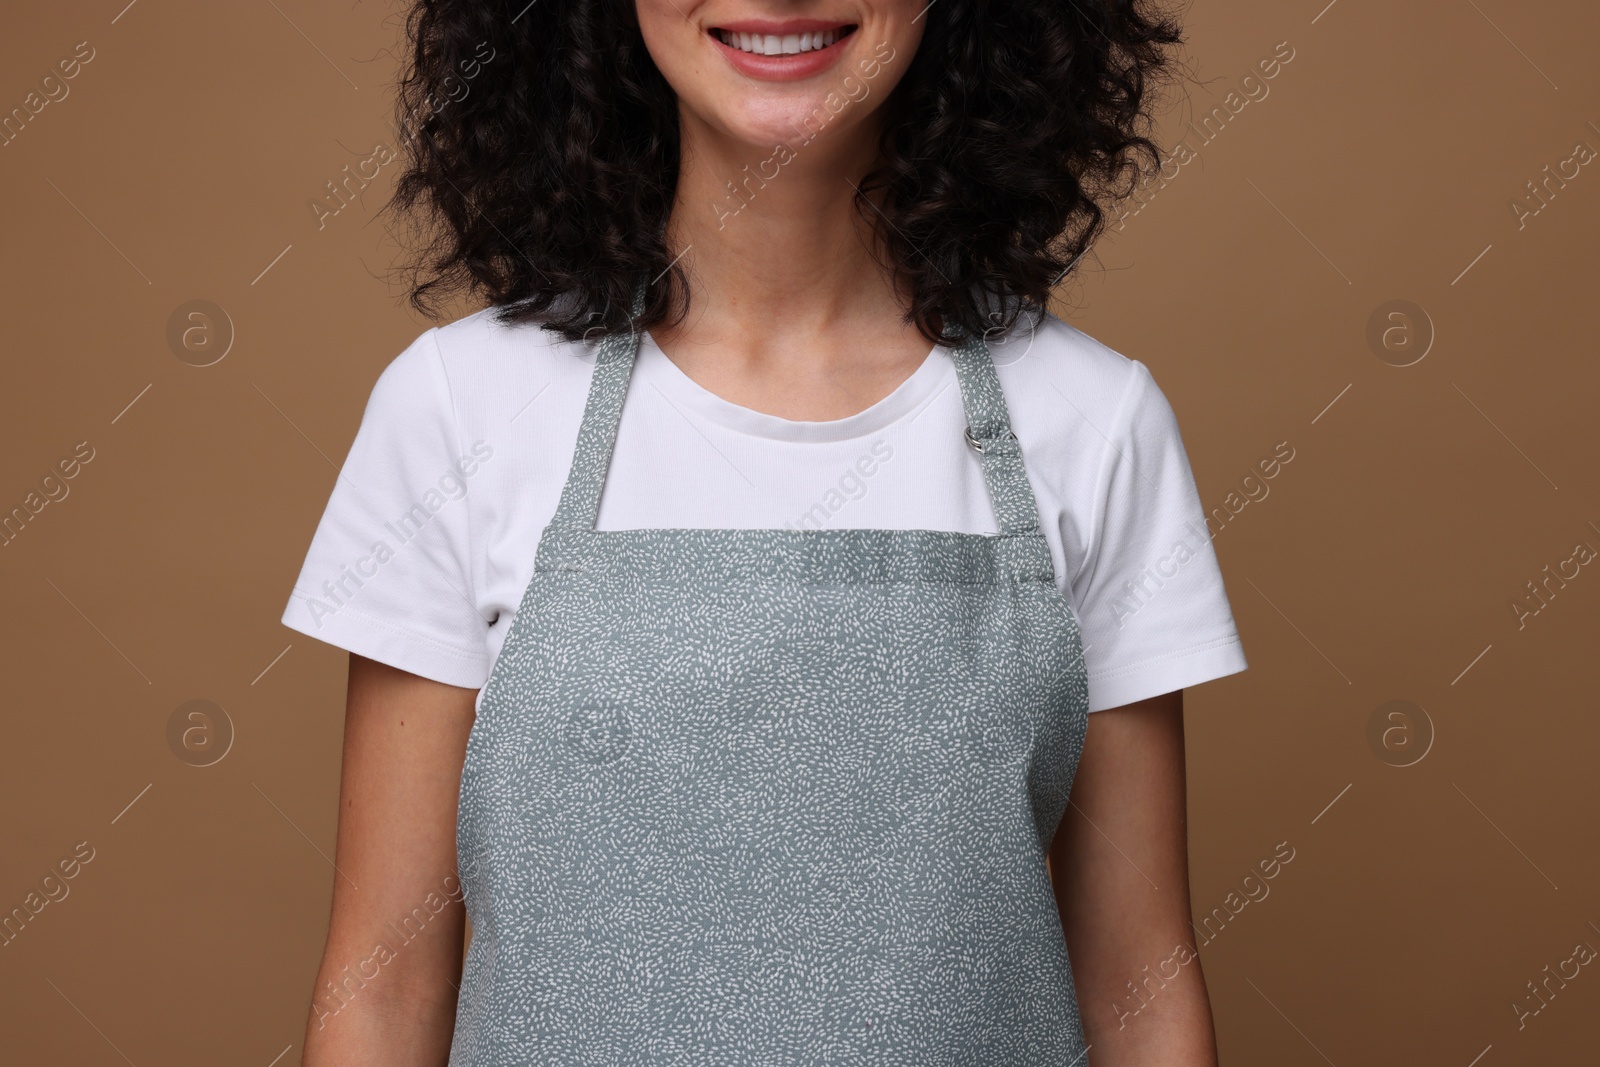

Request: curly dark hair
left=386, top=0, right=1185, bottom=345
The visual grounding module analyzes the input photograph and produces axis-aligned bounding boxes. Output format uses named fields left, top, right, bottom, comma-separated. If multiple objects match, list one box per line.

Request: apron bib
left=450, top=297, right=1091, bottom=1065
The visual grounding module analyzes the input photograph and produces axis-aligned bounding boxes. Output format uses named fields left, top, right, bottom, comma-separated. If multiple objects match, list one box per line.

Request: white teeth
left=717, top=27, right=842, bottom=56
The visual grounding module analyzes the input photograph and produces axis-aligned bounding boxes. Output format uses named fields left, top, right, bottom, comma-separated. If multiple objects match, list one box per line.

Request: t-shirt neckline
left=636, top=331, right=952, bottom=443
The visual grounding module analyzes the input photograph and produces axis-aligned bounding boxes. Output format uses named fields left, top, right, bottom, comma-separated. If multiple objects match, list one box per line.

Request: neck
left=662, top=112, right=913, bottom=351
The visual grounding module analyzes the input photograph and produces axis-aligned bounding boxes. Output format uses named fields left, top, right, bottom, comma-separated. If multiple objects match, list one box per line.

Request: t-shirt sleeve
left=279, top=327, right=493, bottom=688
left=1069, top=359, right=1248, bottom=712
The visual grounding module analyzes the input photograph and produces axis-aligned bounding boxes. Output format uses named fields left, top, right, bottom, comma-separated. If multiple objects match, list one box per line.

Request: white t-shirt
left=280, top=306, right=1247, bottom=713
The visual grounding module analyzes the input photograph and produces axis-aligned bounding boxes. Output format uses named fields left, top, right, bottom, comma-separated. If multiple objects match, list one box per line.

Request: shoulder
left=431, top=303, right=586, bottom=364
left=990, top=307, right=1177, bottom=458
left=365, top=305, right=597, bottom=427
left=431, top=304, right=596, bottom=385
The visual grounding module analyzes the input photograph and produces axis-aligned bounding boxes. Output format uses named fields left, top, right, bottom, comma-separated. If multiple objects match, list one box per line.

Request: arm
left=302, top=654, right=480, bottom=1067
left=1048, top=690, right=1219, bottom=1065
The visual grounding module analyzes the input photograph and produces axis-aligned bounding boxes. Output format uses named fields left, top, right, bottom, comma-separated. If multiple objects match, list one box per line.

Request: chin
left=705, top=37, right=903, bottom=155
left=714, top=95, right=857, bottom=151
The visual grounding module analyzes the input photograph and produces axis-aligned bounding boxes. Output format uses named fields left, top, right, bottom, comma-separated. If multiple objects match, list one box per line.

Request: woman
left=284, top=0, right=1245, bottom=1063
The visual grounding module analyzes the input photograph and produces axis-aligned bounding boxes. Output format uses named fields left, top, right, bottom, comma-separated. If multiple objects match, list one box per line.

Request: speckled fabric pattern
left=449, top=302, right=1092, bottom=1065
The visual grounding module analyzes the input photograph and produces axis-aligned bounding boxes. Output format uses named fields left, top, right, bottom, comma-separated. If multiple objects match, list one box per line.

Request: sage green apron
left=451, top=293, right=1091, bottom=1064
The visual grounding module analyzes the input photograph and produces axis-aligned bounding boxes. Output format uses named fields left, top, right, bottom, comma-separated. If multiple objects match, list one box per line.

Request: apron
left=450, top=292, right=1092, bottom=1065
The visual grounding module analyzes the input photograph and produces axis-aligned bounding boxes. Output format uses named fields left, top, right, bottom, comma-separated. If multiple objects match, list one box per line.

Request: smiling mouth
left=711, top=25, right=857, bottom=56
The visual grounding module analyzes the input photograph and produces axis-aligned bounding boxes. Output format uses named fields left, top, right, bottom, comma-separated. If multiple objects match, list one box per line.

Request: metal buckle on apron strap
left=964, top=426, right=1020, bottom=455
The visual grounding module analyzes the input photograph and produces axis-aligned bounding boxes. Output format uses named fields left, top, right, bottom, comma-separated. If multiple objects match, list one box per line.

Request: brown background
left=2, top=1, right=1597, bottom=1063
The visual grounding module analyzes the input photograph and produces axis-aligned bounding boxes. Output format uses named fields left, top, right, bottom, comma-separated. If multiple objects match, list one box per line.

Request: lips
left=712, top=26, right=854, bottom=56
left=706, top=20, right=858, bottom=80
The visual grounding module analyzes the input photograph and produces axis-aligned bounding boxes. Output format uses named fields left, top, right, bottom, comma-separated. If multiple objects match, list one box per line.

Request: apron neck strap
left=547, top=283, right=1044, bottom=537
left=546, top=281, right=648, bottom=534
left=947, top=334, right=1042, bottom=535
